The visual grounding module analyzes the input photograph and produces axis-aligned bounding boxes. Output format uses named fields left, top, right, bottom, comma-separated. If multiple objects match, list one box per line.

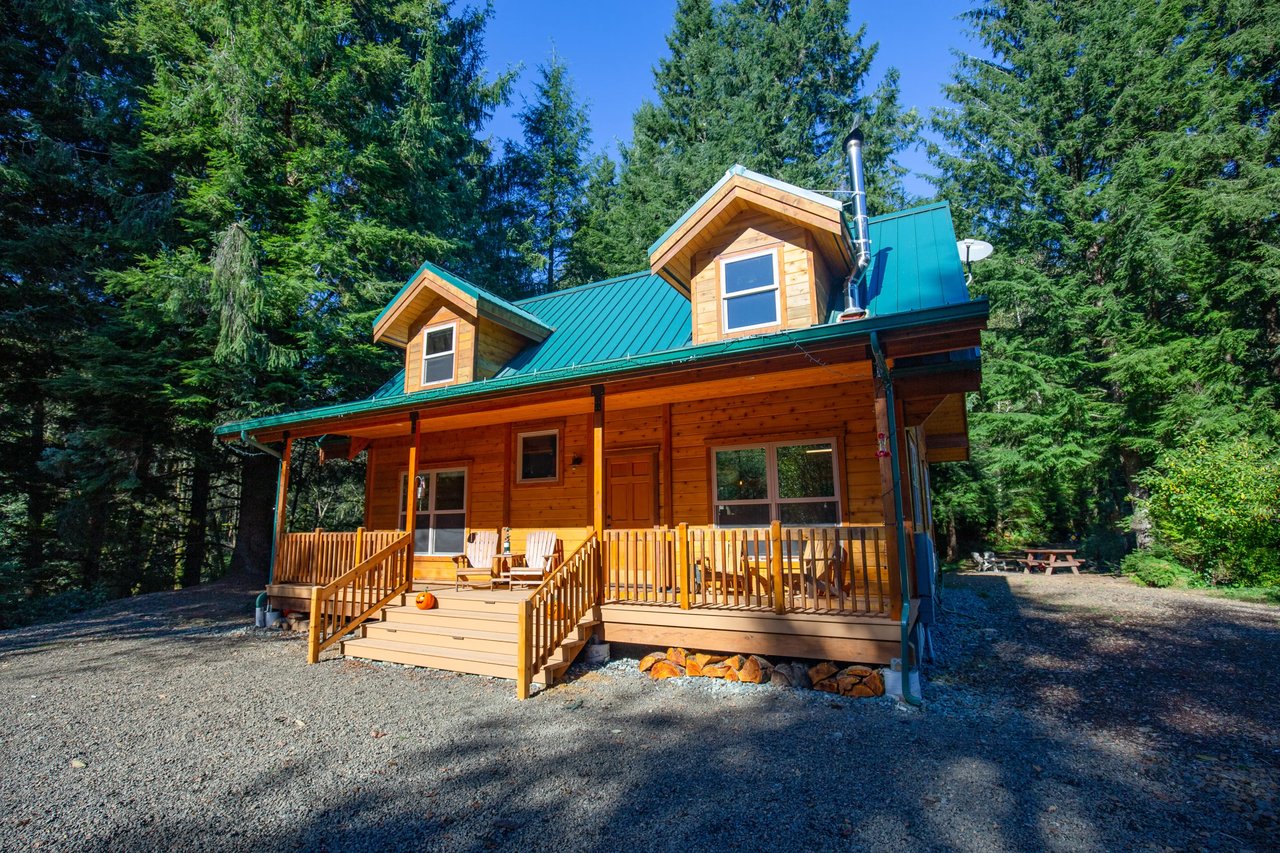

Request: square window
left=518, top=431, right=558, bottom=482
left=721, top=250, right=779, bottom=332
left=712, top=439, right=840, bottom=527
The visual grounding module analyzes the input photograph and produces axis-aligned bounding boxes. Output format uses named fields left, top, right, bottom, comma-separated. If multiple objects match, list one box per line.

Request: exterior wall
left=364, top=375, right=886, bottom=581
left=475, top=317, right=527, bottom=380
left=690, top=209, right=822, bottom=345
left=404, top=305, right=475, bottom=393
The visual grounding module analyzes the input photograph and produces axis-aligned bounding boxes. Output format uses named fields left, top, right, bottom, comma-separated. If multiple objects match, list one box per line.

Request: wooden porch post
left=406, top=413, right=420, bottom=582
left=271, top=432, right=293, bottom=581
left=770, top=520, right=785, bottom=614
left=676, top=522, right=690, bottom=609
left=592, top=385, right=604, bottom=538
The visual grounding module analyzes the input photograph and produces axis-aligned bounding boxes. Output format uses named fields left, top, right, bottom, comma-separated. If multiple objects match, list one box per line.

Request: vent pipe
left=840, top=127, right=872, bottom=319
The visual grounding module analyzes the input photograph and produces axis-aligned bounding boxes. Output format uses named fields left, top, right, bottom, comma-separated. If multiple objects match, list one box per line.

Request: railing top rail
left=316, top=532, right=413, bottom=594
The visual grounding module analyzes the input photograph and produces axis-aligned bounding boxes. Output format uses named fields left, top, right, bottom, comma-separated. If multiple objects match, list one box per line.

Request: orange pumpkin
left=415, top=591, right=437, bottom=610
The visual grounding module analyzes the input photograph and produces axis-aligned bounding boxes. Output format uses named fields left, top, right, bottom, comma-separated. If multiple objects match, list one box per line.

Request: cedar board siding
left=404, top=305, right=476, bottom=393
left=365, top=376, right=885, bottom=582
left=690, top=210, right=821, bottom=345
left=475, top=317, right=527, bottom=380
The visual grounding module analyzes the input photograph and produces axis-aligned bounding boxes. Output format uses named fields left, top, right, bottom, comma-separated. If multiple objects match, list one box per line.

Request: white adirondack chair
left=454, top=530, right=499, bottom=590
left=509, top=531, right=562, bottom=589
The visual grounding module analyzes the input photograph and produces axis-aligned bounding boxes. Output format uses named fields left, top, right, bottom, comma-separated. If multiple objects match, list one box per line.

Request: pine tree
left=587, top=0, right=922, bottom=273
left=931, top=0, right=1280, bottom=554
left=98, top=0, right=510, bottom=584
left=508, top=54, right=593, bottom=293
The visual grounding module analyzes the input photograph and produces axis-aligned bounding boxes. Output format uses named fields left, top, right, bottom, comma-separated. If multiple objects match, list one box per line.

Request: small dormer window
left=421, top=322, right=455, bottom=385
left=721, top=249, right=780, bottom=332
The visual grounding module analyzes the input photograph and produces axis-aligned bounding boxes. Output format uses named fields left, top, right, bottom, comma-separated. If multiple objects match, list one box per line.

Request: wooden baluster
left=676, top=524, right=690, bottom=610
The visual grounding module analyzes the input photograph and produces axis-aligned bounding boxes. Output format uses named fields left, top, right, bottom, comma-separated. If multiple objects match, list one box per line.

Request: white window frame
left=398, top=467, right=467, bottom=556
left=712, top=437, right=841, bottom=526
left=516, top=429, right=560, bottom=483
left=420, top=321, right=457, bottom=387
left=720, top=247, right=781, bottom=334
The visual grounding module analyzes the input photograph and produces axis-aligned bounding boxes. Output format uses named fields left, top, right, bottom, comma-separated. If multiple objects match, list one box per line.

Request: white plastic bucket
left=263, top=609, right=283, bottom=628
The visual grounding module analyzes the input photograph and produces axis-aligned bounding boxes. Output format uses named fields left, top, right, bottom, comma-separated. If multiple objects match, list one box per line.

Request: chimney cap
left=843, top=127, right=865, bottom=148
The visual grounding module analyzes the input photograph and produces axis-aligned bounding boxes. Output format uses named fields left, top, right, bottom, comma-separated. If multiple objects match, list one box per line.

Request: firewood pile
left=637, top=648, right=885, bottom=698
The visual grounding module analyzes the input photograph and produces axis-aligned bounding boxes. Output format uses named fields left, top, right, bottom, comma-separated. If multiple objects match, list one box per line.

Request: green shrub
left=1143, top=439, right=1280, bottom=587
left=1121, top=549, right=1201, bottom=589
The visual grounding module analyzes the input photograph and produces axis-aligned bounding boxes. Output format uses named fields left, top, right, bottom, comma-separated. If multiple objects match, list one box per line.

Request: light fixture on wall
left=570, top=454, right=583, bottom=471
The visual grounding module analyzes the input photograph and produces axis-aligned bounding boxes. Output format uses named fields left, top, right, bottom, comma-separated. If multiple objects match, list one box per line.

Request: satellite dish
left=957, top=238, right=994, bottom=264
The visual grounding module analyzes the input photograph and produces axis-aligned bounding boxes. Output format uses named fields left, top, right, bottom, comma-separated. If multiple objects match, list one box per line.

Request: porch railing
left=516, top=534, right=601, bottom=700
left=275, top=528, right=404, bottom=586
left=306, top=532, right=413, bottom=664
left=602, top=522, right=890, bottom=616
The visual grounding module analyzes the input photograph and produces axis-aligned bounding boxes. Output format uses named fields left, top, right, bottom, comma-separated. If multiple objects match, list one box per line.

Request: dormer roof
left=372, top=259, right=553, bottom=348
left=647, top=165, right=855, bottom=295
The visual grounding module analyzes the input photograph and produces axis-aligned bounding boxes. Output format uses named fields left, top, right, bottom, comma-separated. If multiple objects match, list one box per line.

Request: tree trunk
left=945, top=509, right=959, bottom=563
left=24, top=395, right=47, bottom=573
left=1119, top=448, right=1152, bottom=550
left=228, top=452, right=277, bottom=583
left=180, top=455, right=211, bottom=588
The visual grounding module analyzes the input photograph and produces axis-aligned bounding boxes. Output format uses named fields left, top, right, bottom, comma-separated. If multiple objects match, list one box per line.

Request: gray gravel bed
left=1, top=573, right=1275, bottom=852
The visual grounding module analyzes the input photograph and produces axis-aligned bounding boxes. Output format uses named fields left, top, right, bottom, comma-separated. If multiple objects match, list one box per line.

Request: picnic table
left=1020, top=548, right=1082, bottom=575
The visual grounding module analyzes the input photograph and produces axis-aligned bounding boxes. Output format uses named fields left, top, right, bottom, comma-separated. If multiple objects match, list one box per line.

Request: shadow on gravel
left=30, top=574, right=1280, bottom=852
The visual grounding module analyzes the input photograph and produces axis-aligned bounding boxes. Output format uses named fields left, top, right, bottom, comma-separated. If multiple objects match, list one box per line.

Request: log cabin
left=215, top=134, right=987, bottom=699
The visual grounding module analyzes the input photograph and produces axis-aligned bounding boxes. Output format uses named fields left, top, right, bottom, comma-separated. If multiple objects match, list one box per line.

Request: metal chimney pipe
left=843, top=127, right=872, bottom=274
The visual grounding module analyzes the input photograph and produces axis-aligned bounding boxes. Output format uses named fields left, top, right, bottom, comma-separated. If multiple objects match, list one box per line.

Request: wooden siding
left=404, top=305, right=475, bottom=393
left=669, top=378, right=883, bottom=525
left=475, top=316, right=527, bottom=379
left=689, top=209, right=821, bottom=344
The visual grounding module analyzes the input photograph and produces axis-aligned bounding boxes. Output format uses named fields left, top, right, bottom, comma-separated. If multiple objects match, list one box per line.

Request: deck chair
left=509, top=531, right=562, bottom=589
left=453, top=530, right=499, bottom=590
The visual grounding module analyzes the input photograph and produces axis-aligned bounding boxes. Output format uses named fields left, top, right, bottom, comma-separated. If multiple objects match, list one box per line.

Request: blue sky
left=478, top=1, right=984, bottom=199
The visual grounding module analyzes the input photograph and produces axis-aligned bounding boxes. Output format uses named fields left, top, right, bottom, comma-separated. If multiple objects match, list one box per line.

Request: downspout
left=240, top=430, right=283, bottom=586
left=869, top=332, right=922, bottom=707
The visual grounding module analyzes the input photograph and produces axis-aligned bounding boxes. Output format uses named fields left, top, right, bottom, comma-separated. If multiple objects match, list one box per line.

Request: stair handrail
left=307, top=531, right=414, bottom=664
left=516, top=534, right=601, bottom=699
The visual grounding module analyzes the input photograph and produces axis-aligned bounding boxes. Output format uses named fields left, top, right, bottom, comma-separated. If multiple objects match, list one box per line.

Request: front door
left=605, top=451, right=657, bottom=528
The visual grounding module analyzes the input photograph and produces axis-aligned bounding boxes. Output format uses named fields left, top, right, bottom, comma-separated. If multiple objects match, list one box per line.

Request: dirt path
left=0, top=572, right=1275, bottom=852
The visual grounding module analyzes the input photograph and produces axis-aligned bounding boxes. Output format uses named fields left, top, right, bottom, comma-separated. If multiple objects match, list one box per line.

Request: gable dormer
left=373, top=261, right=552, bottom=394
left=647, top=166, right=855, bottom=344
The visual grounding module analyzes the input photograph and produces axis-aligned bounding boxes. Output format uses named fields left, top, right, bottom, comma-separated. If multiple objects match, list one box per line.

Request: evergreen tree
left=97, top=0, right=509, bottom=584
left=508, top=54, right=593, bottom=293
left=589, top=0, right=921, bottom=272
left=931, top=0, right=1280, bottom=555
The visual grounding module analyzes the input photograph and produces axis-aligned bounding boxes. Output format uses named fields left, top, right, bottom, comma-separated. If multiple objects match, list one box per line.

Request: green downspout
left=870, top=332, right=922, bottom=708
left=241, top=430, right=283, bottom=587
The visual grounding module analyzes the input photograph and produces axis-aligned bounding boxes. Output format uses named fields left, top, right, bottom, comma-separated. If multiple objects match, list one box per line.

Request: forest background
left=2, top=0, right=1276, bottom=626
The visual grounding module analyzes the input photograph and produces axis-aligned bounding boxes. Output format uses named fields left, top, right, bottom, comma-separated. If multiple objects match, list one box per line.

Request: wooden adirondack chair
left=508, top=531, right=562, bottom=589
left=454, top=530, right=499, bottom=590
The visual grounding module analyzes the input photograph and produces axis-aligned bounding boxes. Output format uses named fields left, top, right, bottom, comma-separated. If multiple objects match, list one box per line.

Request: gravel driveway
left=1, top=571, right=1276, bottom=852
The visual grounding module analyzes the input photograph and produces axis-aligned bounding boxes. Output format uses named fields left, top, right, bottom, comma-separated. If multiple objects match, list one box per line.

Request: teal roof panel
left=503, top=272, right=691, bottom=376
left=374, top=258, right=553, bottom=340
left=858, top=202, right=971, bottom=317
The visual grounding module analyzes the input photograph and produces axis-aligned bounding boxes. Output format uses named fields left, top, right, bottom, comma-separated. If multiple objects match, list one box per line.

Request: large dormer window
left=421, top=322, right=456, bottom=385
left=720, top=248, right=780, bottom=333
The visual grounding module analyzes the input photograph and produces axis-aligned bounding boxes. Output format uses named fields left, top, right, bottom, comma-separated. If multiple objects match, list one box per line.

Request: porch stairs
left=339, top=586, right=598, bottom=688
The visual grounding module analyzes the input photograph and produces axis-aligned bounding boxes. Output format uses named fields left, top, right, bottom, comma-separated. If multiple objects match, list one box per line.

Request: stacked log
left=812, top=664, right=885, bottom=698
left=637, top=649, right=885, bottom=698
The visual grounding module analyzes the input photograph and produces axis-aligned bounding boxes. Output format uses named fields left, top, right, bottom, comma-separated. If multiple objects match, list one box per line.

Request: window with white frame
left=399, top=468, right=467, bottom=555
left=420, top=322, right=456, bottom=385
left=713, top=439, right=840, bottom=526
left=517, top=429, right=559, bottom=482
left=720, top=249, right=780, bottom=332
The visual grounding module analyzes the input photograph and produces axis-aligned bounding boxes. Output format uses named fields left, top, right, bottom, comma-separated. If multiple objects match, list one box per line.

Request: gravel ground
left=1, top=571, right=1276, bottom=852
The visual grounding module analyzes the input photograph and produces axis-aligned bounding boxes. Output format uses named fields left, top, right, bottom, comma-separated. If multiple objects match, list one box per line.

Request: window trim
left=719, top=247, right=782, bottom=334
left=711, top=437, right=842, bottom=526
left=420, top=321, right=457, bottom=387
left=516, top=428, right=561, bottom=484
left=398, top=466, right=468, bottom=556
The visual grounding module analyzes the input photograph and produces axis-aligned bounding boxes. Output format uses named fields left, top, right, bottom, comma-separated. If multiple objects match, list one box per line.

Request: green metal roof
left=216, top=199, right=983, bottom=440
left=215, top=299, right=987, bottom=438
left=374, top=258, right=553, bottom=341
left=857, top=202, right=971, bottom=317
left=502, top=272, right=691, bottom=376
left=647, top=164, right=851, bottom=258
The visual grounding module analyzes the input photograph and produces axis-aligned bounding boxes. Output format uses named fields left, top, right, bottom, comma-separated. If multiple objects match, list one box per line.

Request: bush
left=1121, top=549, right=1200, bottom=589
left=1143, top=439, right=1280, bottom=587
